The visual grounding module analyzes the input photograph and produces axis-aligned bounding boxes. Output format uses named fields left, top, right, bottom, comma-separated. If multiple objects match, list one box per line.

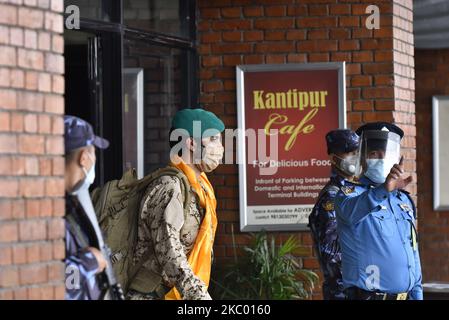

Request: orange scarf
left=165, top=157, right=218, bottom=300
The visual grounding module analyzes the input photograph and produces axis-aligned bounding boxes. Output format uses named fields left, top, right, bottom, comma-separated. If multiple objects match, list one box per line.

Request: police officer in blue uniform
left=335, top=122, right=422, bottom=300
left=309, top=129, right=360, bottom=300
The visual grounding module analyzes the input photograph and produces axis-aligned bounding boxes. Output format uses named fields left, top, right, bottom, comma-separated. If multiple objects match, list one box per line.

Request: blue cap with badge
left=64, top=115, right=109, bottom=153
left=325, top=129, right=360, bottom=155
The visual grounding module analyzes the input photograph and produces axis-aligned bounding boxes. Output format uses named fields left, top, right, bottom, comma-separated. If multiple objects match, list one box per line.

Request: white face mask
left=196, top=144, right=224, bottom=173
left=70, top=151, right=96, bottom=195
left=334, top=154, right=358, bottom=176
left=365, top=158, right=395, bottom=184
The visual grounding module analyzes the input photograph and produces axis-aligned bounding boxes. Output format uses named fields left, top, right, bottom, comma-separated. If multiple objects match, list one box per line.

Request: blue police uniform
left=309, top=129, right=359, bottom=300
left=309, top=172, right=346, bottom=299
left=64, top=116, right=110, bottom=300
left=334, top=122, right=422, bottom=300
left=65, top=195, right=103, bottom=300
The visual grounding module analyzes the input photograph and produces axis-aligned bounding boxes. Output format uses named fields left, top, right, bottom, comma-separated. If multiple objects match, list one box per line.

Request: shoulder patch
left=322, top=200, right=334, bottom=211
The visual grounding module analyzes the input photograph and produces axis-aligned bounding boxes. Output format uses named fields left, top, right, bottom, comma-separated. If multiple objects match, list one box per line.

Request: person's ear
left=78, top=149, right=88, bottom=169
left=78, top=147, right=94, bottom=169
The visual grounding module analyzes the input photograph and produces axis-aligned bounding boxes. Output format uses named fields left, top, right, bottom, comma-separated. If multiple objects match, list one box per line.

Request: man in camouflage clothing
left=308, top=129, right=360, bottom=300
left=127, top=109, right=225, bottom=300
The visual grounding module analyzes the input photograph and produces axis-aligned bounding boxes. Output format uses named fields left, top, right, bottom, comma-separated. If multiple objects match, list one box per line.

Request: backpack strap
left=137, top=165, right=194, bottom=211
left=170, top=166, right=194, bottom=217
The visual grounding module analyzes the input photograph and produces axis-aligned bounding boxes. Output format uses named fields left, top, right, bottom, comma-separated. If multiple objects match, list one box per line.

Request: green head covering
left=171, top=108, right=225, bottom=139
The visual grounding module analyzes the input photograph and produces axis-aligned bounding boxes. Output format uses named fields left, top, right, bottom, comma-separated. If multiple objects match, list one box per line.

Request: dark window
left=64, top=0, right=121, bottom=22
left=124, top=0, right=194, bottom=39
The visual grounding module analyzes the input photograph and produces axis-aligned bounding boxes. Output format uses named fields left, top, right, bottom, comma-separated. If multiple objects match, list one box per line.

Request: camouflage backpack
left=91, top=166, right=192, bottom=294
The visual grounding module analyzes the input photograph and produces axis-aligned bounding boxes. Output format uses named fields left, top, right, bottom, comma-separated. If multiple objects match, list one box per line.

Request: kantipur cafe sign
left=253, top=89, right=330, bottom=152
left=236, top=63, right=346, bottom=232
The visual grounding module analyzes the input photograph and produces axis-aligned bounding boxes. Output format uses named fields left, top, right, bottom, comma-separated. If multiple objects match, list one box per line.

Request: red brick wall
left=0, top=0, right=65, bottom=299
left=415, top=49, right=449, bottom=282
left=197, top=0, right=416, bottom=299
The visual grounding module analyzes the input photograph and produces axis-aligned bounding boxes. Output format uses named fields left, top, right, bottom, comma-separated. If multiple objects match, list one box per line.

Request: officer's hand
left=384, top=156, right=413, bottom=192
left=87, top=247, right=108, bottom=274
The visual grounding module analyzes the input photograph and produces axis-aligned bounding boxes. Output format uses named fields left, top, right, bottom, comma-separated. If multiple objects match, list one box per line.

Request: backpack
left=90, top=166, right=192, bottom=294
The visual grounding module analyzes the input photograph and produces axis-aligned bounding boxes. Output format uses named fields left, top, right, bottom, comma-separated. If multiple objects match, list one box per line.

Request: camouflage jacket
left=128, top=174, right=211, bottom=300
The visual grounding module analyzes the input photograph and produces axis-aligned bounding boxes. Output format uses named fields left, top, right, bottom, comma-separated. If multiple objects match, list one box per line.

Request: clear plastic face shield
left=354, top=130, right=401, bottom=183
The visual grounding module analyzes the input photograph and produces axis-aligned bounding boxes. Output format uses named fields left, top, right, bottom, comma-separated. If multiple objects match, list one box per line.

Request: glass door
left=123, top=38, right=191, bottom=174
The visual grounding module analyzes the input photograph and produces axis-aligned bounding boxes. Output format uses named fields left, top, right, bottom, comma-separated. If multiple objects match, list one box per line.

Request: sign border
left=236, top=62, right=347, bottom=232
left=432, top=95, right=449, bottom=211
left=123, top=68, right=145, bottom=179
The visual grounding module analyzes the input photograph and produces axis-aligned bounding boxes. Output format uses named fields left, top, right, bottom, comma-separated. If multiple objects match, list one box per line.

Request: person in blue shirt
left=334, top=122, right=422, bottom=300
left=309, top=129, right=359, bottom=300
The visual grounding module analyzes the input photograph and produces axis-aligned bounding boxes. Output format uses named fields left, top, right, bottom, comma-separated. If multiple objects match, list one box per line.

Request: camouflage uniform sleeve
left=141, top=176, right=211, bottom=300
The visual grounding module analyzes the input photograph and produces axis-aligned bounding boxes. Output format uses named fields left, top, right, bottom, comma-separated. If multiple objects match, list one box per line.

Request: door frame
left=64, top=0, right=197, bottom=183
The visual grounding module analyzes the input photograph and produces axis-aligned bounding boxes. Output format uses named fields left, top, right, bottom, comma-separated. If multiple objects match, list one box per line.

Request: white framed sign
left=236, top=62, right=347, bottom=232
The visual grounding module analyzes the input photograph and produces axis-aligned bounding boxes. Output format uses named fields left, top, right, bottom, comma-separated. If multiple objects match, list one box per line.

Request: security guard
left=335, top=122, right=422, bottom=300
left=64, top=115, right=110, bottom=300
left=309, top=129, right=359, bottom=300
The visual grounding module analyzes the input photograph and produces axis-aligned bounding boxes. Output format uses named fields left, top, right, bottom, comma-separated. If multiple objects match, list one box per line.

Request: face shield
left=354, top=130, right=401, bottom=183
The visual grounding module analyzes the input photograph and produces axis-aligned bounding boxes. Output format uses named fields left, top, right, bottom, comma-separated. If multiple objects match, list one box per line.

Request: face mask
left=334, top=154, right=358, bottom=176
left=70, top=151, right=96, bottom=195
left=196, top=144, right=224, bottom=173
left=365, top=158, right=395, bottom=184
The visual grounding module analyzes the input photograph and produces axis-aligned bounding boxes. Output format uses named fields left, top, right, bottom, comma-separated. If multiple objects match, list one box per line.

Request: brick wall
left=197, top=0, right=416, bottom=299
left=415, top=49, right=449, bottom=282
left=0, top=0, right=65, bottom=300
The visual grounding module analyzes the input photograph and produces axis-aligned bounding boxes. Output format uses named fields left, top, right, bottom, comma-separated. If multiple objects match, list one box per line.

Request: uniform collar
left=331, top=169, right=362, bottom=187
left=359, top=175, right=402, bottom=197
left=359, top=175, right=378, bottom=186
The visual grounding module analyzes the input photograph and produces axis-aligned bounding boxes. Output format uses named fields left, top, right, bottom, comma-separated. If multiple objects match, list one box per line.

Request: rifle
left=76, top=188, right=125, bottom=300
